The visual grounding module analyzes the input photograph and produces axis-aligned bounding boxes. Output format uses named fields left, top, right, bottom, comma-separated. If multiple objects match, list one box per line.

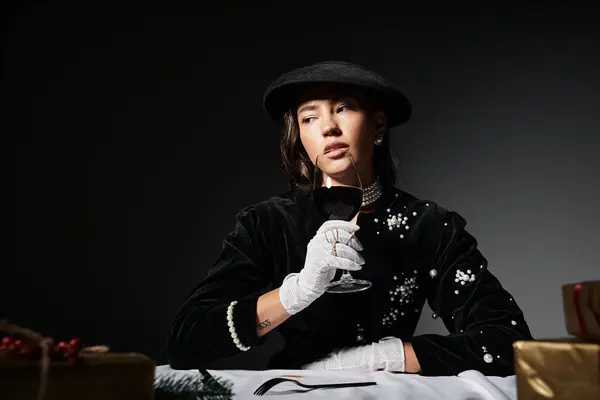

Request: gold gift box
left=562, top=281, right=600, bottom=341
left=0, top=352, right=155, bottom=400
left=514, top=339, right=600, bottom=399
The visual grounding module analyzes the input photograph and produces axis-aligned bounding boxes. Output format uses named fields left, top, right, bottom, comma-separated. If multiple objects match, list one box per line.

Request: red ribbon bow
left=573, top=283, right=590, bottom=340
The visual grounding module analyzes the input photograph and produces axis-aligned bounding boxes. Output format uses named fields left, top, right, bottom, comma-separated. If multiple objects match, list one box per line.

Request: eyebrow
left=297, top=104, right=318, bottom=114
left=297, top=96, right=353, bottom=115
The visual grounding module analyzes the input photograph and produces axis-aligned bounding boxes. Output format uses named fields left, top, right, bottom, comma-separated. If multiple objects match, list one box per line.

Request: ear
left=373, top=111, right=387, bottom=137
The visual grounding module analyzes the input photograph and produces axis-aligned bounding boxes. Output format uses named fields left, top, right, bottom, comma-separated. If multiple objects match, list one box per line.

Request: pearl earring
left=374, top=136, right=383, bottom=146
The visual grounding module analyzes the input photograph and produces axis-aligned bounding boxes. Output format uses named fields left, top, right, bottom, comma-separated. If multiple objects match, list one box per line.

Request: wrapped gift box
left=0, top=352, right=155, bottom=400
left=562, top=281, right=600, bottom=341
left=513, top=339, right=600, bottom=399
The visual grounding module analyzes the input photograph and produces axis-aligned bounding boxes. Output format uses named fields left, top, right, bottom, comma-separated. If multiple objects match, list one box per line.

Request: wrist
left=279, top=273, right=314, bottom=315
left=403, top=342, right=422, bottom=373
left=374, top=337, right=405, bottom=372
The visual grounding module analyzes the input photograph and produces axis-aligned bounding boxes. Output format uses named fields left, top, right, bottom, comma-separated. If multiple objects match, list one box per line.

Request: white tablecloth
left=156, top=365, right=517, bottom=399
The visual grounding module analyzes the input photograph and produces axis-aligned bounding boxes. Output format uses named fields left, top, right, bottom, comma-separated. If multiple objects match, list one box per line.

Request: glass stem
left=340, top=270, right=353, bottom=281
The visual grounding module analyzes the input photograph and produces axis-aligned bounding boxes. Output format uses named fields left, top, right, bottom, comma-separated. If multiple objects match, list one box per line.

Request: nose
left=320, top=114, right=341, bottom=138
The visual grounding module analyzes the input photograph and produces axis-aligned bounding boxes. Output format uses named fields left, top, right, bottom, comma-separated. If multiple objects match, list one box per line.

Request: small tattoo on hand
left=257, top=319, right=271, bottom=330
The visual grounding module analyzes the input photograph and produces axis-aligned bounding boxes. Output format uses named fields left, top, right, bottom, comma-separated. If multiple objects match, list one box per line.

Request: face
left=295, top=86, right=385, bottom=184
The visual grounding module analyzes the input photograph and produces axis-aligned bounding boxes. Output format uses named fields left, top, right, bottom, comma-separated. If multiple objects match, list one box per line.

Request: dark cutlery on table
left=253, top=377, right=377, bottom=396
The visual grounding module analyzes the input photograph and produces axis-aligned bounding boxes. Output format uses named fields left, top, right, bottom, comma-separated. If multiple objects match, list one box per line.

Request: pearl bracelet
left=226, top=300, right=250, bottom=352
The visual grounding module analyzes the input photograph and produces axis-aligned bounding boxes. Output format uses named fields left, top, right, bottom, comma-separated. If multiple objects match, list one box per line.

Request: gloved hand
left=279, top=220, right=365, bottom=315
left=301, top=337, right=406, bottom=372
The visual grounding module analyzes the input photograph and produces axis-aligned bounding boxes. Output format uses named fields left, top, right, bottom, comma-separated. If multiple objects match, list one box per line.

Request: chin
left=326, top=159, right=353, bottom=176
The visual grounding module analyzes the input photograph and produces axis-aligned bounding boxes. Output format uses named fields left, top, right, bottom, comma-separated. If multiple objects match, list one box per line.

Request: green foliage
left=155, top=372, right=233, bottom=400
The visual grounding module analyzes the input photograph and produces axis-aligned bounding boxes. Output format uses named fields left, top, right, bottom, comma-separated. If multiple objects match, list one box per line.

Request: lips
left=324, top=146, right=349, bottom=159
left=324, top=142, right=349, bottom=154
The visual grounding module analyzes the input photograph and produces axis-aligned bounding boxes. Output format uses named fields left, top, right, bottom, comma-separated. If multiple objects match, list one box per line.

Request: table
left=156, top=365, right=517, bottom=399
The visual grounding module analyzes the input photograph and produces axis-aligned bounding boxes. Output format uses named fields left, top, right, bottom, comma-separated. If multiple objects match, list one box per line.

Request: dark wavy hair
left=279, top=98, right=398, bottom=191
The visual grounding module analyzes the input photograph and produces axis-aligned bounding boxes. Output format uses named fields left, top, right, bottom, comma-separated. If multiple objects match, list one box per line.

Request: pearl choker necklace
left=362, top=178, right=383, bottom=207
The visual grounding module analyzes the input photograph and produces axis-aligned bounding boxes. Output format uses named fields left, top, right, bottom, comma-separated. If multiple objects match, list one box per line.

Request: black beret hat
left=263, top=60, right=411, bottom=127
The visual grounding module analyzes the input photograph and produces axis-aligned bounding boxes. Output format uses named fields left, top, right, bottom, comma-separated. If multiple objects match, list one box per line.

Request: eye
left=336, top=104, right=351, bottom=113
left=301, top=116, right=316, bottom=124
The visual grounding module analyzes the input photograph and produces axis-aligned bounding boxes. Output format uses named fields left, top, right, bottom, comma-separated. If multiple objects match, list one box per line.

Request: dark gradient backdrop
left=6, top=3, right=600, bottom=369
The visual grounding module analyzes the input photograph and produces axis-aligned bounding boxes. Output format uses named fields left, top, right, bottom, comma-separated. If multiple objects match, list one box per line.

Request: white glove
left=279, top=220, right=365, bottom=315
left=301, top=337, right=406, bottom=373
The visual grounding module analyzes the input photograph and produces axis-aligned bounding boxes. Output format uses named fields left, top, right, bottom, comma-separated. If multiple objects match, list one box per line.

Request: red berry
left=1, top=337, right=12, bottom=345
left=14, top=340, right=23, bottom=347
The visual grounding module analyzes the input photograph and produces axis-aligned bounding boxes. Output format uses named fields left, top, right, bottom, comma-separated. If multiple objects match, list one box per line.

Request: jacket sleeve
left=166, top=205, right=272, bottom=369
left=410, top=205, right=533, bottom=376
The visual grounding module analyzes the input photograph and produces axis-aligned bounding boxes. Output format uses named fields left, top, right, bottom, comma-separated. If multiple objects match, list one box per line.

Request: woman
left=166, top=61, right=533, bottom=376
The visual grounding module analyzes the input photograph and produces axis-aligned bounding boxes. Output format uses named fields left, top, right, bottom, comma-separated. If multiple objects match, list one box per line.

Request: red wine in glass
left=313, top=186, right=362, bottom=222
left=313, top=150, right=372, bottom=293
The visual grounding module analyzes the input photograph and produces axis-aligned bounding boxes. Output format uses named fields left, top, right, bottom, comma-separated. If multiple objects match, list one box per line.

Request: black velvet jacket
left=167, top=186, right=533, bottom=376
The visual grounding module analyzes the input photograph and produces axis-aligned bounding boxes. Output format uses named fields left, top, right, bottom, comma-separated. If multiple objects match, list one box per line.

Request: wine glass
left=313, top=148, right=372, bottom=293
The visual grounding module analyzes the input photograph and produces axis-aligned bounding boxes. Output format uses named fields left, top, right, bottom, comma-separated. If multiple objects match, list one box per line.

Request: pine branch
left=155, top=372, right=233, bottom=400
